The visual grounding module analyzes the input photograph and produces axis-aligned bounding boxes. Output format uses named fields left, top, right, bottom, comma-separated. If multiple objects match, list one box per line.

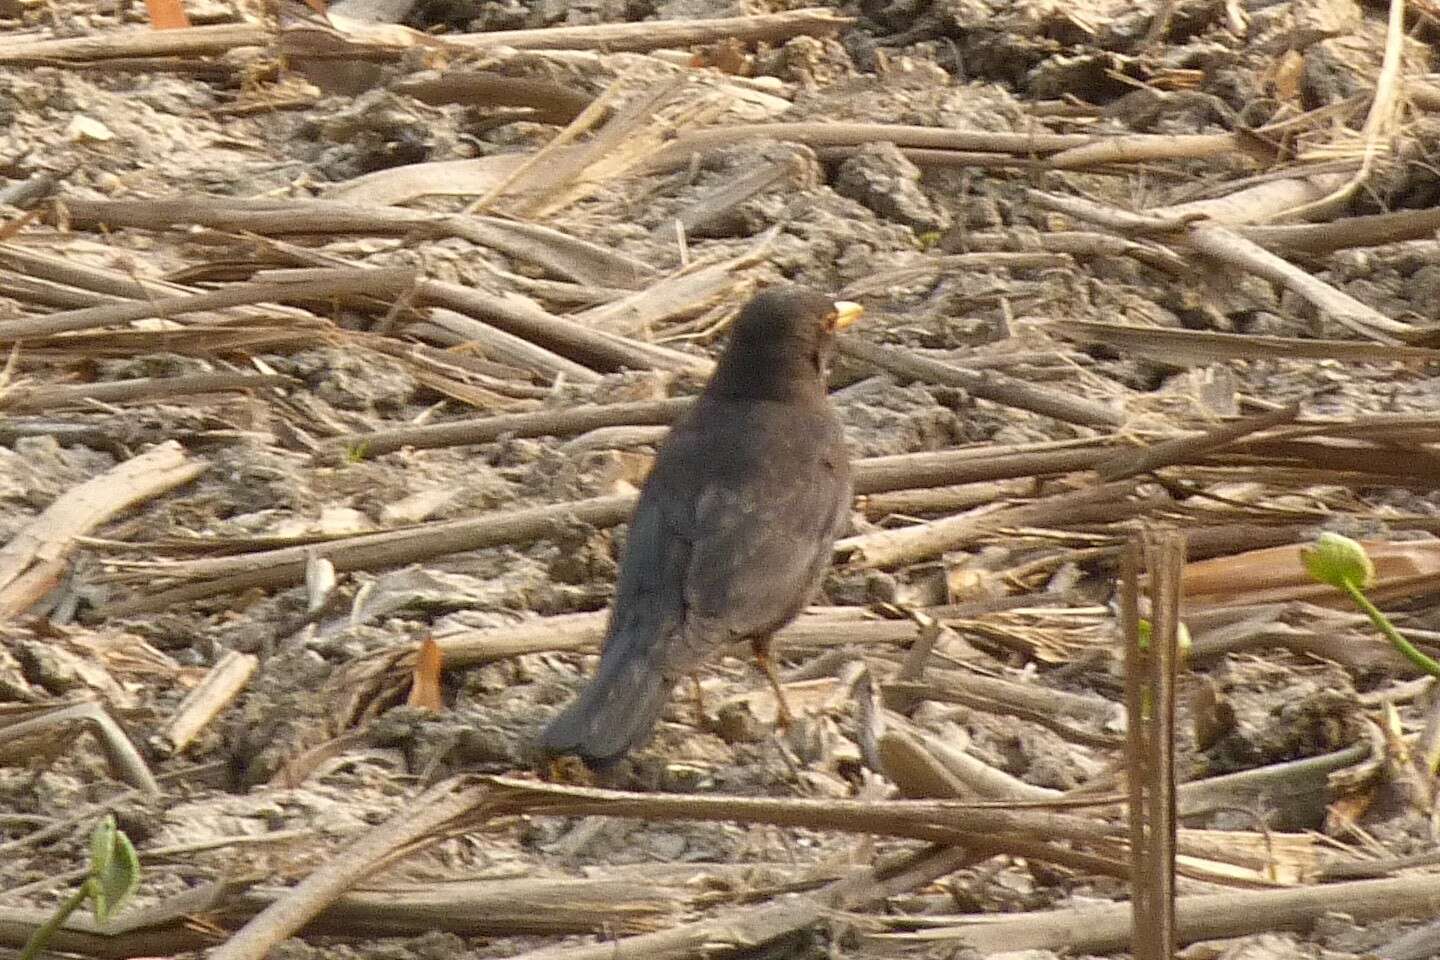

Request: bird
left=536, top=286, right=863, bottom=769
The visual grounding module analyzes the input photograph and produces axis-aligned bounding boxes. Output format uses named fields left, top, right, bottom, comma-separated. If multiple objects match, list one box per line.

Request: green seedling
left=916, top=230, right=943, bottom=250
left=1301, top=532, right=1440, bottom=680
left=1137, top=618, right=1193, bottom=660
left=1133, top=618, right=1192, bottom=720
left=19, top=815, right=139, bottom=960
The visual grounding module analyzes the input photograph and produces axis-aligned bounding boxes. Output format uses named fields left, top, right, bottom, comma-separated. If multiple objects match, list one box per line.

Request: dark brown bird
left=537, top=286, right=863, bottom=768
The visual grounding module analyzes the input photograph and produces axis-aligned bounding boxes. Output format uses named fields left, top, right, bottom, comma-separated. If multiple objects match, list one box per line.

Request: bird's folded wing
left=681, top=454, right=847, bottom=642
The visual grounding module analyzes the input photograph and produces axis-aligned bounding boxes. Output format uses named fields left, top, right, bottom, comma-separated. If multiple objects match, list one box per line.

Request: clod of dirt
left=654, top=0, right=741, bottom=20
left=712, top=700, right=766, bottom=744
left=226, top=649, right=341, bottom=788
left=278, top=348, right=418, bottom=414
left=835, top=378, right=971, bottom=457
left=1258, top=687, right=1364, bottom=759
left=273, top=931, right=472, bottom=960
left=0, top=640, right=33, bottom=702
left=761, top=192, right=922, bottom=290
left=0, top=435, right=113, bottom=510
left=833, top=141, right=952, bottom=236
left=1099, top=87, right=1231, bottom=133
left=546, top=525, right=619, bottom=586
left=759, top=36, right=854, bottom=87
left=1198, top=932, right=1311, bottom=960
left=302, top=91, right=445, bottom=180
left=14, top=639, right=105, bottom=696
left=1026, top=53, right=1136, bottom=104
left=366, top=706, right=531, bottom=773
left=1200, top=663, right=1363, bottom=779
left=656, top=142, right=822, bottom=239
left=1301, top=41, right=1369, bottom=109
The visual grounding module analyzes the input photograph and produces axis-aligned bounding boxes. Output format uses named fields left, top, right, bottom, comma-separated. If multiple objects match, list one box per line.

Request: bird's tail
left=537, top=650, right=674, bottom=768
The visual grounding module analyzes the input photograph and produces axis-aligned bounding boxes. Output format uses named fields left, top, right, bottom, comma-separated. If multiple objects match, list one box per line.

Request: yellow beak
left=833, top=301, right=864, bottom=330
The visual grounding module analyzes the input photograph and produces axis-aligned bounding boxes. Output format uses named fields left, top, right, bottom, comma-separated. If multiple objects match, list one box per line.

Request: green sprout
left=1137, top=617, right=1193, bottom=660
left=19, top=816, right=139, bottom=960
left=1301, top=532, right=1440, bottom=679
left=1133, top=619, right=1192, bottom=720
left=916, top=230, right=942, bottom=250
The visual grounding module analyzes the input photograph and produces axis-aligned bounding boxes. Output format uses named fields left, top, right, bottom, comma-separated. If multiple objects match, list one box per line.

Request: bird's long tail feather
left=537, top=650, right=673, bottom=768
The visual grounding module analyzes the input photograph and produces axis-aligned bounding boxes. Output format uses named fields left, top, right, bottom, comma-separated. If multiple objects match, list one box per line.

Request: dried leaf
left=144, top=0, right=192, bottom=29
left=1270, top=49, right=1304, bottom=102
left=407, top=635, right=444, bottom=711
left=0, top=208, right=41, bottom=241
left=1324, top=788, right=1374, bottom=835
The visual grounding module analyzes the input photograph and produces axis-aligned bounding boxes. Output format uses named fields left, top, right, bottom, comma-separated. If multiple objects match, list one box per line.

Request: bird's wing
left=598, top=479, right=692, bottom=660
left=669, top=413, right=850, bottom=666
left=598, top=399, right=848, bottom=678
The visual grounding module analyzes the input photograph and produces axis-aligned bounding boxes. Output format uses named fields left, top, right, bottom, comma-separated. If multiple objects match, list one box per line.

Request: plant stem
left=1342, top=581, right=1440, bottom=679
left=18, top=880, right=91, bottom=960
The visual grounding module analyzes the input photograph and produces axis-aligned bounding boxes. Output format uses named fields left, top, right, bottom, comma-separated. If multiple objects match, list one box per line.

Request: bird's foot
left=756, top=649, right=796, bottom=729
left=543, top=755, right=597, bottom=785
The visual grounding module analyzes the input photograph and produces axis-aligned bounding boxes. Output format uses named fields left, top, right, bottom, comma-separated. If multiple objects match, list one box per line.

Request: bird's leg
left=752, top=639, right=795, bottom=728
left=689, top=673, right=707, bottom=728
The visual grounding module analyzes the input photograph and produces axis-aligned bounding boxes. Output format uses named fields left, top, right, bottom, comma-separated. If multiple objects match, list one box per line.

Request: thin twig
left=876, top=872, right=1440, bottom=953
left=1096, top=404, right=1302, bottom=481
left=1267, top=0, right=1409, bottom=222
left=446, top=7, right=853, bottom=52
left=838, top=336, right=1123, bottom=429
left=0, top=441, right=205, bottom=617
left=153, top=651, right=259, bottom=757
left=0, top=268, right=417, bottom=340
left=330, top=398, right=691, bottom=459
left=1131, top=530, right=1184, bottom=960
left=206, top=780, right=490, bottom=960
left=0, top=373, right=293, bottom=412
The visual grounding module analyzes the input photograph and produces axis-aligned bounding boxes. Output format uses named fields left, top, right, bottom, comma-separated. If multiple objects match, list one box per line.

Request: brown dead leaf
left=690, top=39, right=752, bottom=76
left=144, top=0, right=192, bottom=30
left=0, top=208, right=40, bottom=241
left=406, top=634, right=444, bottom=711
left=1324, top=787, right=1374, bottom=835
left=1270, top=49, right=1305, bottom=102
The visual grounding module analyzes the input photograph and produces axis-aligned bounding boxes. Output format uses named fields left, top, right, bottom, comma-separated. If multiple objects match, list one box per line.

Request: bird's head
left=709, top=286, right=864, bottom=402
